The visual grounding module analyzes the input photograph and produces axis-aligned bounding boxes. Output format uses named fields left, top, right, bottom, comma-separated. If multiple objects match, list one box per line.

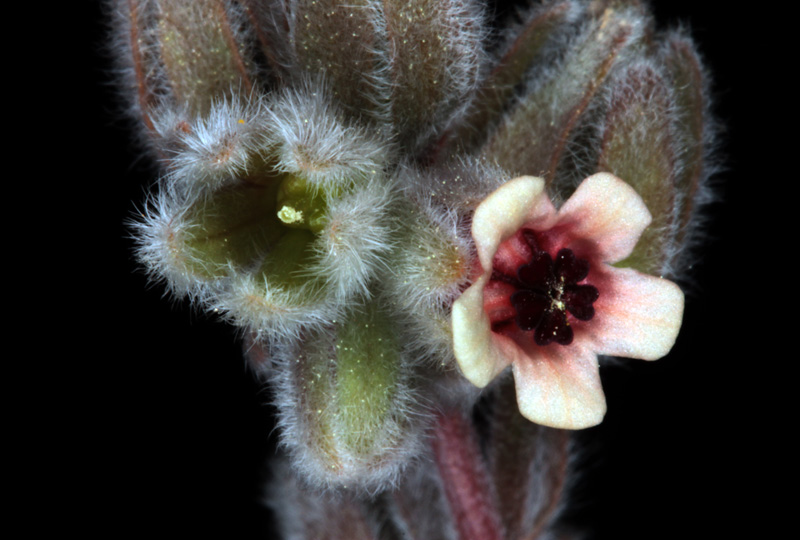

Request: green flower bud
left=156, top=0, right=253, bottom=115
left=442, top=0, right=576, bottom=155
left=380, top=0, right=485, bottom=151
left=290, top=0, right=388, bottom=123
left=483, top=5, right=645, bottom=187
left=273, top=301, right=426, bottom=489
left=598, top=63, right=678, bottom=274
left=662, top=31, right=712, bottom=251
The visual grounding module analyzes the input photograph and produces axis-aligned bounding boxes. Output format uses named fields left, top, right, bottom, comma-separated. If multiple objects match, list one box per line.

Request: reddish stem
left=432, top=409, right=504, bottom=540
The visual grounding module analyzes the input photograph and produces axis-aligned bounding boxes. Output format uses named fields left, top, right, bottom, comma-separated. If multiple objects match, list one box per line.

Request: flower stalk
left=432, top=409, right=504, bottom=540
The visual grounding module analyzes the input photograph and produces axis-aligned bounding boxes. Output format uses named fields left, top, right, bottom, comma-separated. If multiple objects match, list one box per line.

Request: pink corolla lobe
left=452, top=173, right=684, bottom=429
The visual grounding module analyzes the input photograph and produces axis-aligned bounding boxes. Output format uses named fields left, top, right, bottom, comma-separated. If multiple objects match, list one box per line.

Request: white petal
left=512, top=344, right=606, bottom=429
left=452, top=275, right=514, bottom=387
left=472, top=176, right=554, bottom=270
left=557, top=173, right=652, bottom=263
left=587, top=267, right=684, bottom=360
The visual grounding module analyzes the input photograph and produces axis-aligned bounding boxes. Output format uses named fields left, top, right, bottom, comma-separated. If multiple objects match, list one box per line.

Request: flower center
left=489, top=229, right=598, bottom=346
left=275, top=174, right=332, bottom=233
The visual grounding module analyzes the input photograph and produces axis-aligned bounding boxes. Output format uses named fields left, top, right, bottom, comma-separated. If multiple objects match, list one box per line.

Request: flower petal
left=556, top=173, right=652, bottom=263
left=587, top=267, right=684, bottom=360
left=512, top=344, right=606, bottom=429
left=472, top=176, right=555, bottom=270
left=452, top=275, right=515, bottom=387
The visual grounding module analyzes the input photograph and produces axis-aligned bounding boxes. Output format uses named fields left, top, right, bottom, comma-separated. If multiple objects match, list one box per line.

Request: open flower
left=452, top=173, right=684, bottom=429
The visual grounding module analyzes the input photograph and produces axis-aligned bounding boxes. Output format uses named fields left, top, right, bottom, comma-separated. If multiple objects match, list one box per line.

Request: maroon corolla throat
left=487, top=229, right=599, bottom=346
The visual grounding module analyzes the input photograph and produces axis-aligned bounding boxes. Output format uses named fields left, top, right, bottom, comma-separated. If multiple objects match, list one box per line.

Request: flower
left=452, top=173, right=684, bottom=429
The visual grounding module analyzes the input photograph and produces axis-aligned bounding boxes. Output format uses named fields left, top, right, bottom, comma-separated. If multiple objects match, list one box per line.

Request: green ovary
left=275, top=174, right=333, bottom=234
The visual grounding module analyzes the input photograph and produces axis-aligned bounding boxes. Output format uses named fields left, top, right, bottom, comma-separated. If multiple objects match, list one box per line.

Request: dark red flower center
left=490, top=229, right=599, bottom=346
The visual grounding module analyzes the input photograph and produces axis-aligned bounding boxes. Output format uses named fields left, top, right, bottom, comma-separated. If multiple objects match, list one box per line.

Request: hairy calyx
left=489, top=230, right=599, bottom=346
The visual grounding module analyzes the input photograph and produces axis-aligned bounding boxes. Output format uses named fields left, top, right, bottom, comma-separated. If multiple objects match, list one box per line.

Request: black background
left=61, top=1, right=771, bottom=537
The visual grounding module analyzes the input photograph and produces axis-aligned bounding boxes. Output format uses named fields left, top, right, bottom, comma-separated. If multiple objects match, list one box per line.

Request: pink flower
left=452, top=173, right=684, bottom=429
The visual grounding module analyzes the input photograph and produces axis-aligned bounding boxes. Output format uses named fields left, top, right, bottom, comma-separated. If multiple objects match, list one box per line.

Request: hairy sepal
left=376, top=0, right=487, bottom=153
left=132, top=179, right=280, bottom=295
left=272, top=302, right=427, bottom=491
left=211, top=228, right=339, bottom=342
left=384, top=197, right=472, bottom=363
left=287, top=0, right=390, bottom=124
left=661, top=30, right=716, bottom=273
left=310, top=177, right=396, bottom=302
left=597, top=61, right=679, bottom=276
left=155, top=0, right=254, bottom=115
left=482, top=6, right=646, bottom=188
left=162, top=94, right=278, bottom=193
left=267, top=83, right=393, bottom=193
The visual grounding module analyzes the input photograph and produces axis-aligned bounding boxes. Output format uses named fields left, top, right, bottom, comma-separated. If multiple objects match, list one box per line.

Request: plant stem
left=432, top=409, right=504, bottom=540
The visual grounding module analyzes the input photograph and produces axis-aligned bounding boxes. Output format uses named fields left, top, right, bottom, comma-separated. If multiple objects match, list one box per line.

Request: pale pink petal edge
left=587, top=267, right=685, bottom=360
left=512, top=344, right=606, bottom=429
left=556, top=173, right=652, bottom=264
left=472, top=176, right=554, bottom=270
left=452, top=275, right=514, bottom=387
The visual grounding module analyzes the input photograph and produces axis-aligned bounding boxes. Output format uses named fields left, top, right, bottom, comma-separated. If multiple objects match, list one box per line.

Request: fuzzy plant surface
left=113, top=0, right=714, bottom=538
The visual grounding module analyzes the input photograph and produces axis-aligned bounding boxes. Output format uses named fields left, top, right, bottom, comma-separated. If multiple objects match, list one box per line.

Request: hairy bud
left=272, top=302, right=428, bottom=490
